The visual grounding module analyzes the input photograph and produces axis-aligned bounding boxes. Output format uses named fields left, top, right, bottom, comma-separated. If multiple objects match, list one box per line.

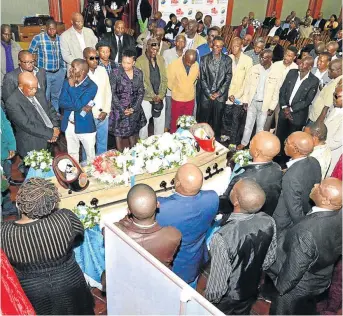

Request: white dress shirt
left=289, top=71, right=310, bottom=105
left=286, top=156, right=307, bottom=169
left=314, top=68, right=328, bottom=81
left=73, top=27, right=86, bottom=52
left=308, top=206, right=334, bottom=215
left=254, top=65, right=271, bottom=101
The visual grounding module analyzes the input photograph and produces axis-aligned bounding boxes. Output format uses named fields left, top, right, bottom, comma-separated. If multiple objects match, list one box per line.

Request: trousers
left=170, top=99, right=195, bottom=133
left=139, top=100, right=166, bottom=139
left=165, top=95, right=172, bottom=129
left=82, top=116, right=109, bottom=161
left=241, top=100, right=268, bottom=145
left=222, top=103, right=247, bottom=145
left=46, top=68, right=66, bottom=112
left=65, top=122, right=96, bottom=163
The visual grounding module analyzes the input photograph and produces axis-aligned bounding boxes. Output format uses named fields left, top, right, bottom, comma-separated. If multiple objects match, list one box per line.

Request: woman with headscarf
left=109, top=49, right=146, bottom=151
left=1, top=178, right=94, bottom=315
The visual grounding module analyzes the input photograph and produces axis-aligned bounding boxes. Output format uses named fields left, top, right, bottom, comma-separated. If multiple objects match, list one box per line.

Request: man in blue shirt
left=157, top=163, right=219, bottom=285
left=196, top=27, right=228, bottom=64
left=29, top=20, right=66, bottom=113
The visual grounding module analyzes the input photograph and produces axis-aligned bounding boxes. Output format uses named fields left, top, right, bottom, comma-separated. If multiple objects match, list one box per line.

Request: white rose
left=31, top=162, right=36, bottom=168
left=40, top=162, right=47, bottom=170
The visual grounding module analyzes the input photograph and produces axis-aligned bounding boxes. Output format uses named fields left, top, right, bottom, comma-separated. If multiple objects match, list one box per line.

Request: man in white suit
left=60, top=12, right=98, bottom=70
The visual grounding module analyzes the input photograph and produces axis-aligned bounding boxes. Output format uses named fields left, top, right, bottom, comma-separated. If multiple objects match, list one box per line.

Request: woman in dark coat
left=109, top=49, right=146, bottom=151
left=1, top=177, right=94, bottom=315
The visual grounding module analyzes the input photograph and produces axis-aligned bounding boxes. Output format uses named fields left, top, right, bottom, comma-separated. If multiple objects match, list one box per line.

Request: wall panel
left=280, top=0, right=310, bottom=20
left=2, top=0, right=50, bottom=24
left=231, top=0, right=269, bottom=26
left=321, top=0, right=341, bottom=19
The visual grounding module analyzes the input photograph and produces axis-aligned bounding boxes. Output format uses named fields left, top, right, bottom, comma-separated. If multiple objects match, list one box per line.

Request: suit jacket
left=60, top=27, right=98, bottom=69
left=2, top=67, right=46, bottom=103
left=164, top=21, right=181, bottom=38
left=196, top=43, right=228, bottom=64
left=269, top=210, right=342, bottom=297
left=338, top=39, right=342, bottom=53
left=200, top=53, right=232, bottom=103
left=59, top=77, right=98, bottom=134
left=311, top=18, right=327, bottom=32
left=115, top=215, right=181, bottom=269
left=242, top=43, right=253, bottom=53
left=220, top=162, right=282, bottom=216
left=227, top=53, right=253, bottom=99
left=266, top=43, right=284, bottom=62
left=279, top=69, right=319, bottom=126
left=4, top=89, right=59, bottom=157
left=103, top=33, right=135, bottom=62
left=263, top=16, right=276, bottom=29
left=273, top=157, right=322, bottom=232
left=142, top=40, right=170, bottom=56
left=280, top=28, right=298, bottom=44
left=1, top=40, right=22, bottom=85
left=242, top=63, right=282, bottom=111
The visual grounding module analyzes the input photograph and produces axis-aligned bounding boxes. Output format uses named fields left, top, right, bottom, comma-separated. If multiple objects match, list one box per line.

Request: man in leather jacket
left=220, top=131, right=282, bottom=216
left=197, top=36, right=232, bottom=138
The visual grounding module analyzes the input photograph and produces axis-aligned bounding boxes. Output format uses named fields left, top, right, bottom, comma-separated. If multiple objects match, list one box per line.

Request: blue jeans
left=46, top=68, right=66, bottom=112
left=82, top=116, right=109, bottom=161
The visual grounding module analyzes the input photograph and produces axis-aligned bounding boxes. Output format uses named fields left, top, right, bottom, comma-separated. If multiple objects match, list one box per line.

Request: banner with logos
left=158, top=0, right=229, bottom=28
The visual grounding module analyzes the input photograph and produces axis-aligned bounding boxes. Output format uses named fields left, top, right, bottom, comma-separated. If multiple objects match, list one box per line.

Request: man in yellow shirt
left=167, top=49, right=199, bottom=132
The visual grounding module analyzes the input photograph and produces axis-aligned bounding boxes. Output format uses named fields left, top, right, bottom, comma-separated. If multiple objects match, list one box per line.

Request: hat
left=147, top=38, right=160, bottom=47
left=151, top=101, right=164, bottom=118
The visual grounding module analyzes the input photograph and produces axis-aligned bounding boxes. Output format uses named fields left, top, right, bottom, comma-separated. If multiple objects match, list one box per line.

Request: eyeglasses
left=20, top=60, right=35, bottom=64
left=334, top=93, right=341, bottom=99
left=88, top=56, right=100, bottom=61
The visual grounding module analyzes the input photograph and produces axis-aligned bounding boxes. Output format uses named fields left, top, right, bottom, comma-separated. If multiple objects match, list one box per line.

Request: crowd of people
left=1, top=4, right=342, bottom=315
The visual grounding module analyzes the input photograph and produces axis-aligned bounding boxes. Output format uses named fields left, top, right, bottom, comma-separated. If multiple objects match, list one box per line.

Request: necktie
left=29, top=97, right=53, bottom=128
left=118, top=36, right=123, bottom=63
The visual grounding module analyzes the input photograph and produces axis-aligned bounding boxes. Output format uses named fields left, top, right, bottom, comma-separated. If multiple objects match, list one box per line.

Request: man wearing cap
left=135, top=38, right=167, bottom=139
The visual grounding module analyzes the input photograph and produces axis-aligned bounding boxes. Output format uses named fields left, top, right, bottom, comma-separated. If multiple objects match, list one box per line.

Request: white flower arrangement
left=89, top=133, right=197, bottom=185
left=176, top=115, right=197, bottom=130
left=73, top=205, right=100, bottom=230
left=23, top=149, right=53, bottom=172
left=232, top=150, right=252, bottom=167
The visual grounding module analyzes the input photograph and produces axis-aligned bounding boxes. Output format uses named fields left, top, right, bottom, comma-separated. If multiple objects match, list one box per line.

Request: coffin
left=51, top=141, right=229, bottom=211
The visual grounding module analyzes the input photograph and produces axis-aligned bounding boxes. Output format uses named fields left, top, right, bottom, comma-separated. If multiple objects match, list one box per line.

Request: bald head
left=127, top=184, right=158, bottom=220
left=328, top=59, right=342, bottom=79
left=326, top=41, right=339, bottom=57
left=242, top=34, right=253, bottom=47
left=230, top=179, right=266, bottom=214
left=315, top=41, right=325, bottom=54
left=175, top=163, right=203, bottom=196
left=83, top=47, right=96, bottom=58
left=18, top=72, right=38, bottom=97
left=310, top=178, right=342, bottom=211
left=71, top=12, right=84, bottom=31
left=1, top=24, right=12, bottom=44
left=250, top=131, right=281, bottom=161
left=183, top=49, right=197, bottom=67
left=286, top=131, right=314, bottom=158
left=71, top=59, right=89, bottom=82
left=186, top=19, right=198, bottom=37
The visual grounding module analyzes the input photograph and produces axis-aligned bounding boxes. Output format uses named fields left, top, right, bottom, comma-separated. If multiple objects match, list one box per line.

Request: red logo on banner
left=176, top=8, right=184, bottom=15
left=171, top=0, right=179, bottom=5
left=211, top=7, right=218, bottom=14
left=207, top=0, right=214, bottom=4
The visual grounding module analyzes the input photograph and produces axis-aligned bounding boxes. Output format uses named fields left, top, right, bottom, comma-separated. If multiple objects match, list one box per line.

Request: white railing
left=105, top=222, right=224, bottom=315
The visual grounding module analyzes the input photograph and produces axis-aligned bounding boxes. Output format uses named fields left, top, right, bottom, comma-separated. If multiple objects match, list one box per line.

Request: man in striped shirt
left=29, top=19, right=66, bottom=112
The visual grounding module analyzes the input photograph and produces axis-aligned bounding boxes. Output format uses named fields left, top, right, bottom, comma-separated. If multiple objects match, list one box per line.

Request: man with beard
left=198, top=36, right=232, bottom=138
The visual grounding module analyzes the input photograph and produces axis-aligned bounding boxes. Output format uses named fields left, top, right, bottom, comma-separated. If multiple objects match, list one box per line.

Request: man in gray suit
left=60, top=12, right=98, bottom=70
left=311, top=51, right=331, bottom=89
left=5, top=72, right=60, bottom=158
left=2, top=50, right=46, bottom=103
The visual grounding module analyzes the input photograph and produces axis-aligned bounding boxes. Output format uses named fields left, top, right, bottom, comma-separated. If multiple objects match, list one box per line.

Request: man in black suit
left=220, top=131, right=282, bottom=217
left=266, top=35, right=284, bottom=62
left=2, top=50, right=46, bottom=103
left=311, top=11, right=326, bottom=32
left=103, top=20, right=135, bottom=64
left=262, top=10, right=277, bottom=29
left=280, top=21, right=298, bottom=44
left=273, top=131, right=322, bottom=232
left=268, top=177, right=342, bottom=315
left=5, top=72, right=59, bottom=158
left=276, top=56, right=319, bottom=162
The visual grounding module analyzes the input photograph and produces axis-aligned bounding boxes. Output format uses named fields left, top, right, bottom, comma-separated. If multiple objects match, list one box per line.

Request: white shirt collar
left=286, top=156, right=307, bottom=168
left=308, top=206, right=334, bottom=215
left=73, top=27, right=83, bottom=35
left=298, top=70, right=310, bottom=81
left=249, top=161, right=269, bottom=165
left=75, top=75, right=88, bottom=87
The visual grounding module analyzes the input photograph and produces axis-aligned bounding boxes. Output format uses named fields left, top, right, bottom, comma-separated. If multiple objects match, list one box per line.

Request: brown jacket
left=115, top=216, right=181, bottom=268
